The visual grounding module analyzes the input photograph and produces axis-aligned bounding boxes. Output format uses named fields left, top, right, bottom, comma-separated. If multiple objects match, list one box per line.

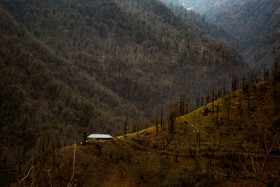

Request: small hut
left=87, top=134, right=113, bottom=142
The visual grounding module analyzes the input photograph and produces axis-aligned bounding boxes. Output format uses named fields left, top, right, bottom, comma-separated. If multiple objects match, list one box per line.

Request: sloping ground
left=0, top=7, right=134, bottom=186
left=0, top=145, right=18, bottom=186
left=244, top=33, right=280, bottom=68
left=19, top=139, right=204, bottom=186
left=122, top=76, right=280, bottom=157
left=161, top=3, right=240, bottom=50
left=18, top=76, right=280, bottom=186
left=0, top=0, right=248, bottom=110
left=209, top=0, right=280, bottom=68
left=210, top=0, right=280, bottom=49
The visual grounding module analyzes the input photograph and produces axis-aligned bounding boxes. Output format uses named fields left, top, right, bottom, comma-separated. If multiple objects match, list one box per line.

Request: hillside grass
left=116, top=79, right=278, bottom=156
left=19, top=78, right=280, bottom=186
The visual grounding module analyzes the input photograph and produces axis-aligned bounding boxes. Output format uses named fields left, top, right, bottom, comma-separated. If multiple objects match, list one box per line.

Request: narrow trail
left=180, top=116, right=213, bottom=139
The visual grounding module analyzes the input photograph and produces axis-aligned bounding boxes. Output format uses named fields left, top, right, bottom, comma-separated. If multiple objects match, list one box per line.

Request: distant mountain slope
left=160, top=2, right=240, bottom=49
left=1, top=0, right=248, bottom=107
left=244, top=33, right=280, bottom=68
left=210, top=0, right=280, bottom=67
left=161, top=0, right=241, bottom=16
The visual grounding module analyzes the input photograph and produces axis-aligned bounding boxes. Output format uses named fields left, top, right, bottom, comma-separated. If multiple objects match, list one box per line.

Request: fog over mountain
left=162, top=0, right=241, bottom=16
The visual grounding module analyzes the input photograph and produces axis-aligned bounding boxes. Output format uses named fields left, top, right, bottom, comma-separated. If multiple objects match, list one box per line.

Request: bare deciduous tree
left=223, top=95, right=231, bottom=125
left=235, top=125, right=280, bottom=186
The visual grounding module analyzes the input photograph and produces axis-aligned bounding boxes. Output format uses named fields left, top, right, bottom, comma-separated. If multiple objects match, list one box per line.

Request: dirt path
left=180, top=116, right=214, bottom=139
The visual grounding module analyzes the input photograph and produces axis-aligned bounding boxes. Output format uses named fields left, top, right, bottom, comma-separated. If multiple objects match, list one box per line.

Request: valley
left=162, top=0, right=280, bottom=68
left=0, top=0, right=279, bottom=186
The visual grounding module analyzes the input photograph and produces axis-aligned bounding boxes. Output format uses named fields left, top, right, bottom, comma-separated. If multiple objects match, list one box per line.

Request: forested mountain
left=162, top=0, right=280, bottom=68
left=245, top=33, right=280, bottom=68
left=0, top=8, right=136, bottom=184
left=0, top=0, right=248, bottom=113
left=0, top=0, right=249, bottom=185
left=160, top=2, right=239, bottom=49
left=209, top=0, right=280, bottom=67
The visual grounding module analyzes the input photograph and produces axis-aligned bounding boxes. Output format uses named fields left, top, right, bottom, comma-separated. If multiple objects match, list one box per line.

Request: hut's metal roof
left=87, top=134, right=113, bottom=139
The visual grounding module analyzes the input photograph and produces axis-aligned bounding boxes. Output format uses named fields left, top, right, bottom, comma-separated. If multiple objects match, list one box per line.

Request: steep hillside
left=244, top=33, right=280, bottom=68
left=210, top=0, right=280, bottom=67
left=0, top=7, right=140, bottom=185
left=0, top=0, right=248, bottom=109
left=160, top=2, right=239, bottom=49
left=18, top=71, right=280, bottom=186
